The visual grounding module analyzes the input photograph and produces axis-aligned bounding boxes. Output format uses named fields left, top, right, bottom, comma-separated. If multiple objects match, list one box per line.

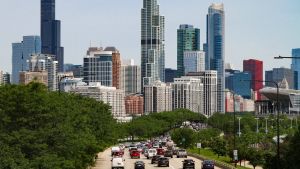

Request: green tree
left=171, top=128, right=196, bottom=149
left=211, top=137, right=227, bottom=158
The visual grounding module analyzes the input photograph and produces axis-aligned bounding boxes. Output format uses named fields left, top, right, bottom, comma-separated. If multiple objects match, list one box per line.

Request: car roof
left=203, top=160, right=214, bottom=164
left=135, top=161, right=144, bottom=164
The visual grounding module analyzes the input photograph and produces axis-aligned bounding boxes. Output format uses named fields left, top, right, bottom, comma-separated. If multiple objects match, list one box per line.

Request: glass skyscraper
left=206, top=3, right=225, bottom=113
left=291, top=48, right=300, bottom=89
left=177, top=24, right=200, bottom=77
left=141, top=0, right=165, bottom=89
left=12, top=36, right=41, bottom=84
left=41, top=0, right=64, bottom=72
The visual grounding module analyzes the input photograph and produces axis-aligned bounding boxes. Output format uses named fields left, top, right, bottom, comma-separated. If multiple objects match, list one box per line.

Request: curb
left=188, top=152, right=237, bottom=169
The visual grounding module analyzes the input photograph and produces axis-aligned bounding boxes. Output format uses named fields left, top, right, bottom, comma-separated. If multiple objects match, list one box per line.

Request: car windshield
left=204, top=161, right=214, bottom=164
left=179, top=150, right=186, bottom=152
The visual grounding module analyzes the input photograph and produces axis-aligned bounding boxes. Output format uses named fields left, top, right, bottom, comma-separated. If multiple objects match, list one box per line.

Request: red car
left=156, top=148, right=165, bottom=155
left=130, top=150, right=140, bottom=159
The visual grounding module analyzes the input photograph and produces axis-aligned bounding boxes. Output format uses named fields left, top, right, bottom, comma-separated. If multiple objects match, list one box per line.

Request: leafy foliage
left=0, top=83, right=118, bottom=169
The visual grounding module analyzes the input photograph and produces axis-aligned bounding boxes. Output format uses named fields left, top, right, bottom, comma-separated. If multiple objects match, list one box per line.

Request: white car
left=111, top=157, right=125, bottom=169
left=147, top=148, right=157, bottom=159
left=111, top=147, right=121, bottom=156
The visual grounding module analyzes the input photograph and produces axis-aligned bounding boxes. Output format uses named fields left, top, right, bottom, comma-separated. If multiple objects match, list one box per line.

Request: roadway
left=93, top=148, right=221, bottom=169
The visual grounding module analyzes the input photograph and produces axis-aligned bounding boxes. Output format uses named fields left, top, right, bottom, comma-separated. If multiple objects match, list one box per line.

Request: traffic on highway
left=94, top=135, right=220, bottom=169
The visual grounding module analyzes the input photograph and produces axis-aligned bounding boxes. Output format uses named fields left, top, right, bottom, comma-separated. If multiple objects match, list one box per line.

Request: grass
left=188, top=148, right=252, bottom=169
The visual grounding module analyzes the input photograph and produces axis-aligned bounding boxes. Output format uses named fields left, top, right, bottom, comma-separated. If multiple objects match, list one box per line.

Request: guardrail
left=188, top=152, right=237, bottom=169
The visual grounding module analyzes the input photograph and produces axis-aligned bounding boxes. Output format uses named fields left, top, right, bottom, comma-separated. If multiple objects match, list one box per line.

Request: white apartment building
left=172, top=77, right=204, bottom=114
left=186, top=71, right=218, bottom=117
left=120, top=59, right=141, bottom=95
left=144, top=81, right=172, bottom=114
left=71, top=82, right=126, bottom=118
left=184, top=51, right=205, bottom=75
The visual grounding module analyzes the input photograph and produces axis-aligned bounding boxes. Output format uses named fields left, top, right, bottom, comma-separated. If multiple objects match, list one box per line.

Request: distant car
left=130, top=150, right=140, bottom=159
left=164, top=150, right=173, bottom=158
left=147, top=149, right=157, bottom=159
left=202, top=160, right=214, bottom=169
left=153, top=144, right=159, bottom=149
left=182, top=159, right=195, bottom=169
left=156, top=148, right=165, bottom=155
left=134, top=161, right=145, bottom=169
left=151, top=155, right=161, bottom=164
left=129, top=147, right=138, bottom=153
left=177, top=149, right=188, bottom=158
left=158, top=157, right=169, bottom=167
left=111, top=157, right=125, bottom=169
left=173, top=149, right=178, bottom=155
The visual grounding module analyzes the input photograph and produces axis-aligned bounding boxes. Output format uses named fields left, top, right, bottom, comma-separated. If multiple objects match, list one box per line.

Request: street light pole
left=237, top=117, right=242, bottom=137
left=265, top=117, right=268, bottom=134
left=255, top=117, right=259, bottom=133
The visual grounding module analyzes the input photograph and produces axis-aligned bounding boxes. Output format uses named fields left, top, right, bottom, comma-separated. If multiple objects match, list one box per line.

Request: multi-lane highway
left=93, top=148, right=221, bottom=169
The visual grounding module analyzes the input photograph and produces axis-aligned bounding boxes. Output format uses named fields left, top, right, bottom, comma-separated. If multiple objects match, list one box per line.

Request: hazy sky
left=0, top=0, right=300, bottom=73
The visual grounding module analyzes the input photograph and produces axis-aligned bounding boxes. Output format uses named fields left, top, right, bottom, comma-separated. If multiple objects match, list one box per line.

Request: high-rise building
left=64, top=64, right=83, bottom=78
left=83, top=47, right=121, bottom=88
left=206, top=3, right=225, bottom=112
left=243, top=59, right=263, bottom=100
left=19, top=71, right=48, bottom=86
left=186, top=71, right=218, bottom=117
left=177, top=24, right=200, bottom=77
left=184, top=51, right=205, bottom=75
left=125, top=94, right=144, bottom=115
left=120, top=59, right=141, bottom=95
left=71, top=82, right=126, bottom=117
left=144, top=81, right=172, bottom=114
left=172, top=77, right=204, bottom=114
left=12, top=36, right=41, bottom=84
left=141, top=0, right=165, bottom=88
left=28, top=54, right=58, bottom=91
left=265, top=67, right=294, bottom=89
left=225, top=70, right=252, bottom=99
left=291, top=48, right=300, bottom=89
left=0, top=70, right=3, bottom=85
left=41, top=0, right=64, bottom=72
left=2, top=73, right=11, bottom=85
left=165, top=68, right=177, bottom=83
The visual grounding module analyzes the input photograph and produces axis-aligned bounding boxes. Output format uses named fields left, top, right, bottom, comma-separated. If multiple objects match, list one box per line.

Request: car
left=153, top=144, right=159, bottom=149
left=177, top=149, right=188, bottom=158
left=111, top=157, right=125, bottom=169
left=182, top=159, right=195, bottom=169
left=202, top=160, right=214, bottom=169
left=130, top=150, right=140, bottom=159
left=151, top=155, right=161, bottom=164
left=134, top=161, right=145, bottom=169
left=156, top=148, right=165, bottom=155
left=164, top=150, right=173, bottom=158
left=173, top=149, right=178, bottom=155
left=147, top=148, right=157, bottom=159
left=129, top=147, right=138, bottom=153
left=158, top=157, right=169, bottom=167
left=144, top=149, right=149, bottom=157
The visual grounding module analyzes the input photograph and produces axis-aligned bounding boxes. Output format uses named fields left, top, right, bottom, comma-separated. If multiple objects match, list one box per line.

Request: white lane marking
left=170, top=164, right=175, bottom=169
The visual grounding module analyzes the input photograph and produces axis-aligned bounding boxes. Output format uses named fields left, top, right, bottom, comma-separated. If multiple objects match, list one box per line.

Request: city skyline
left=0, top=0, right=300, bottom=73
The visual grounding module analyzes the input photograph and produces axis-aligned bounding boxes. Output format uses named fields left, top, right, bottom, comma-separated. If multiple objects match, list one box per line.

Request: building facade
left=144, top=81, right=172, bottom=114
left=83, top=47, right=121, bottom=87
left=265, top=67, right=294, bottom=89
left=19, top=71, right=48, bottom=86
left=125, top=95, right=144, bottom=115
left=28, top=54, right=58, bottom=91
left=177, top=24, right=200, bottom=77
left=165, top=68, right=177, bottom=83
left=243, top=59, right=263, bottom=100
left=64, top=64, right=83, bottom=78
left=141, top=0, right=165, bottom=88
left=172, top=77, right=204, bottom=114
left=71, top=83, right=126, bottom=117
left=186, top=71, right=218, bottom=117
left=206, top=3, right=225, bottom=113
left=184, top=51, right=205, bottom=75
left=0, top=70, right=3, bottom=85
left=12, top=36, right=41, bottom=84
left=225, top=70, right=252, bottom=99
left=291, top=48, right=300, bottom=89
left=120, top=60, right=141, bottom=95
left=41, top=0, right=64, bottom=72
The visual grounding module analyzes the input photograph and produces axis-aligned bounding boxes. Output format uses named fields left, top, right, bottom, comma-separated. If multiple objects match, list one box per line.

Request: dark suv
left=164, top=150, right=173, bottom=158
left=151, top=155, right=161, bottom=164
left=202, top=160, right=214, bottom=169
left=158, top=157, right=169, bottom=167
left=182, top=159, right=195, bottom=169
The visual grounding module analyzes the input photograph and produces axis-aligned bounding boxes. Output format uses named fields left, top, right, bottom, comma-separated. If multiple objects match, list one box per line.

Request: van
left=111, top=157, right=125, bottom=169
left=146, top=148, right=157, bottom=159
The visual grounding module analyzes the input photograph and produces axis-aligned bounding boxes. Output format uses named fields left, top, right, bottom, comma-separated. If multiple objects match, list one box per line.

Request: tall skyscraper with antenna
left=41, top=0, right=64, bottom=72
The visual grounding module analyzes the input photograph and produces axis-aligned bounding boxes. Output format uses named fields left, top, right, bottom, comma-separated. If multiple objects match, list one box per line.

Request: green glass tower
left=177, top=24, right=200, bottom=77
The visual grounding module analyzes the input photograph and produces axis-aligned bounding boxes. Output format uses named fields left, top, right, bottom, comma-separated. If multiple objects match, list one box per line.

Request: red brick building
left=125, top=95, right=144, bottom=115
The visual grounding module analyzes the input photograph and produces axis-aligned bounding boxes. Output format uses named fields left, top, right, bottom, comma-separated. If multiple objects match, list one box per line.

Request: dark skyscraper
left=41, top=0, right=64, bottom=72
